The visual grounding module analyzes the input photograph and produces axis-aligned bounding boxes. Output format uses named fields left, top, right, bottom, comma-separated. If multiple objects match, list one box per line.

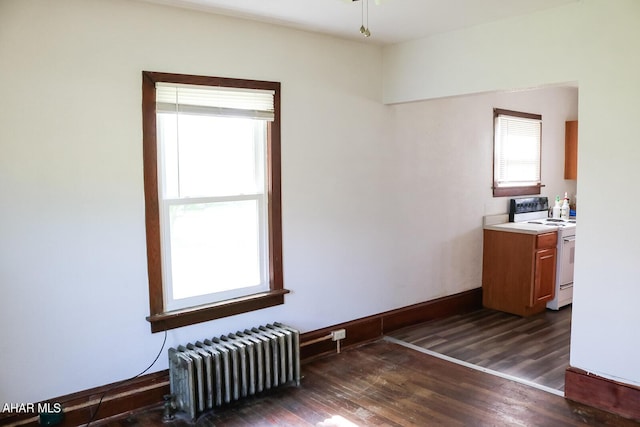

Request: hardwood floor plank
left=389, top=307, right=572, bottom=391
left=305, top=350, right=430, bottom=426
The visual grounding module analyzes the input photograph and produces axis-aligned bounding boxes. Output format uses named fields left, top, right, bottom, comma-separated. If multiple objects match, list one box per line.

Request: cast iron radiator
left=168, top=323, right=300, bottom=420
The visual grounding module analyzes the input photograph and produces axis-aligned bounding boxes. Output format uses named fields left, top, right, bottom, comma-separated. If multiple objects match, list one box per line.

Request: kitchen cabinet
left=482, top=230, right=557, bottom=316
left=565, top=120, right=578, bottom=180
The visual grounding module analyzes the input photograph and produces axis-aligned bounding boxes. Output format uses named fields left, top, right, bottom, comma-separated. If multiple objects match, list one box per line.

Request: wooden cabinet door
left=565, top=120, right=578, bottom=179
left=532, top=247, right=557, bottom=305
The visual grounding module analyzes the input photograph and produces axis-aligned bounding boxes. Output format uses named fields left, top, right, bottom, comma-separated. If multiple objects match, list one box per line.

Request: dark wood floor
left=389, top=306, right=572, bottom=392
left=105, top=339, right=639, bottom=426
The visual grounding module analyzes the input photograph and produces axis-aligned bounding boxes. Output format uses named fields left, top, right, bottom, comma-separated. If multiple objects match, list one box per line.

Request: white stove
left=525, top=217, right=576, bottom=232
left=509, top=197, right=576, bottom=310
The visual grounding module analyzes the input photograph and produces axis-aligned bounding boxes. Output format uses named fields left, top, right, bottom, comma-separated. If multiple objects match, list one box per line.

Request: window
left=142, top=72, right=287, bottom=332
left=492, top=109, right=543, bottom=197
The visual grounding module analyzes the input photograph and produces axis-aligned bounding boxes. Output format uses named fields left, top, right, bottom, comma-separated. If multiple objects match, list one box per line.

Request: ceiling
left=140, top=0, right=578, bottom=45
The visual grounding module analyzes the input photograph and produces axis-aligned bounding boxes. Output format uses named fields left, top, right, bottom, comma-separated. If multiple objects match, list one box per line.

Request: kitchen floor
left=388, top=305, right=571, bottom=392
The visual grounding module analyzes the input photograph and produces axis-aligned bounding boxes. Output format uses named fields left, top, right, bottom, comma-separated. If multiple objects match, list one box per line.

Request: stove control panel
left=509, top=197, right=549, bottom=222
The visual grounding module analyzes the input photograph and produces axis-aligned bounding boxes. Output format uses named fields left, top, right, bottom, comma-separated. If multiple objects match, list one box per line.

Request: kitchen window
left=142, top=71, right=287, bottom=332
left=493, top=108, right=542, bottom=197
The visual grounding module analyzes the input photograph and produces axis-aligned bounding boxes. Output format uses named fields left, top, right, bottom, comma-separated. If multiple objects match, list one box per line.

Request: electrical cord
left=86, top=328, right=168, bottom=426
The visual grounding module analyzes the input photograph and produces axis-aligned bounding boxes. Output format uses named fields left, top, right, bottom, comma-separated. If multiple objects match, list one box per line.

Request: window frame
left=492, top=108, right=543, bottom=197
left=142, top=71, right=287, bottom=333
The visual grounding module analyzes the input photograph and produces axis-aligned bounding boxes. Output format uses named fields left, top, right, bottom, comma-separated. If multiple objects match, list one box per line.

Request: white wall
left=0, top=0, right=581, bottom=404
left=384, top=0, right=640, bottom=388
left=386, top=85, right=578, bottom=305
left=0, top=0, right=390, bottom=403
left=390, top=85, right=578, bottom=217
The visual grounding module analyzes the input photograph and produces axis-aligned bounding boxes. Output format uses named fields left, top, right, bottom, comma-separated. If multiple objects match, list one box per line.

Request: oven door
left=560, top=236, right=576, bottom=286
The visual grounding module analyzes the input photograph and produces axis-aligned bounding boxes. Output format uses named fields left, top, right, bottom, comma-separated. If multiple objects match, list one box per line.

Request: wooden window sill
left=493, top=184, right=542, bottom=198
left=146, top=289, right=290, bottom=333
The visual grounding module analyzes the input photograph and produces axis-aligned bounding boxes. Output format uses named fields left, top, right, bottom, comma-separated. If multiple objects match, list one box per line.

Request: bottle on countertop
left=560, top=192, right=570, bottom=220
left=552, top=196, right=561, bottom=219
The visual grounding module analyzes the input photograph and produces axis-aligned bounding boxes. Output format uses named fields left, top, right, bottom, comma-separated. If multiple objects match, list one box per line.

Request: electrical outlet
left=331, top=329, right=346, bottom=341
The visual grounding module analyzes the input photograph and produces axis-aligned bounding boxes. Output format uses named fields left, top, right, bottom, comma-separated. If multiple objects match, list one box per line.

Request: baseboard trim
left=299, top=288, right=483, bottom=360
left=565, top=367, right=640, bottom=421
left=1, top=289, right=482, bottom=426
left=0, top=371, right=169, bottom=427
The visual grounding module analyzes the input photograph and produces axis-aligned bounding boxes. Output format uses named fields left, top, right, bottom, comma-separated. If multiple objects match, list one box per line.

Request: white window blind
left=156, top=82, right=275, bottom=120
left=494, top=113, right=541, bottom=188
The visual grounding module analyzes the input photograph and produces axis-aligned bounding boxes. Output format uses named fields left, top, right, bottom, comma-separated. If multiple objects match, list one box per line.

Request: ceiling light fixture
left=355, top=0, right=371, bottom=37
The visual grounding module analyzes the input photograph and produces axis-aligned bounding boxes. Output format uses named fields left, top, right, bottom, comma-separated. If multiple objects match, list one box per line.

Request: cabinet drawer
left=536, top=232, right=557, bottom=249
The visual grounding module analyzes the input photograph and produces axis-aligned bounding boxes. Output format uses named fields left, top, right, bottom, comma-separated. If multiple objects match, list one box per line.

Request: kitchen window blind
left=493, top=109, right=542, bottom=196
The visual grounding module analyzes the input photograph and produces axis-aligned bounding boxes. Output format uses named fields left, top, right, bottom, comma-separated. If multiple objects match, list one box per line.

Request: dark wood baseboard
left=299, top=288, right=483, bottom=360
left=1, top=289, right=481, bottom=426
left=0, top=371, right=169, bottom=427
left=565, top=366, right=640, bottom=421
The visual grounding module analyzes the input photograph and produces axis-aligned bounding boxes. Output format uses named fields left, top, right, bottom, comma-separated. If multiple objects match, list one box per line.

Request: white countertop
left=484, top=222, right=560, bottom=235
